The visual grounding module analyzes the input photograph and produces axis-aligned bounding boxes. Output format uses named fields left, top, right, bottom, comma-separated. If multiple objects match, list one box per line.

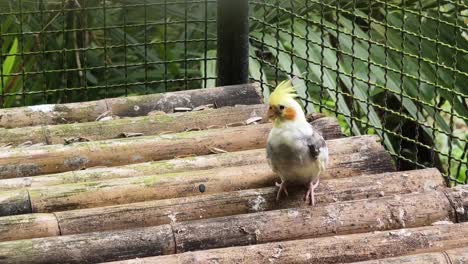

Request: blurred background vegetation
left=0, top=0, right=466, bottom=183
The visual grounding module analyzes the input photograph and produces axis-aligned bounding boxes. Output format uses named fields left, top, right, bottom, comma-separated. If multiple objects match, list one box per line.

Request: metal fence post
left=216, top=0, right=249, bottom=86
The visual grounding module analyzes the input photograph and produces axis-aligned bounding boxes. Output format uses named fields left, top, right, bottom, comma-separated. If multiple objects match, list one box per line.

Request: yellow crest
left=268, top=79, right=297, bottom=106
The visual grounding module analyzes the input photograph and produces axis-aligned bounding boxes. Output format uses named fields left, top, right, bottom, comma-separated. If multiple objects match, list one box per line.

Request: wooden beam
left=0, top=225, right=175, bottom=264
left=0, top=104, right=270, bottom=146
left=28, top=164, right=273, bottom=213
left=0, top=168, right=441, bottom=241
left=0, top=186, right=466, bottom=263
left=0, top=117, right=341, bottom=179
left=103, top=223, right=468, bottom=264
left=170, top=189, right=454, bottom=253
left=0, top=148, right=267, bottom=190
left=0, top=190, right=31, bottom=216
left=445, top=185, right=468, bottom=222
left=0, top=134, right=389, bottom=191
left=56, top=169, right=441, bottom=236
left=0, top=135, right=391, bottom=216
left=0, top=214, right=59, bottom=242
left=346, top=247, right=468, bottom=264
left=0, top=84, right=263, bottom=128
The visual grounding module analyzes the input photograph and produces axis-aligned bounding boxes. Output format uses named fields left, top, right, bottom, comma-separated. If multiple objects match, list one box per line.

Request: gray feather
left=307, top=131, right=326, bottom=160
left=266, top=122, right=328, bottom=183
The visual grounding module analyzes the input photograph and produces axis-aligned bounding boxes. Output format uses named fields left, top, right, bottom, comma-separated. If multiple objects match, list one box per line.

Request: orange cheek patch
left=283, top=107, right=296, bottom=120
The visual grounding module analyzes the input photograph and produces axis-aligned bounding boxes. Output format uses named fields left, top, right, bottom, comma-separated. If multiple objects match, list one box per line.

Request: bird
left=266, top=79, right=328, bottom=206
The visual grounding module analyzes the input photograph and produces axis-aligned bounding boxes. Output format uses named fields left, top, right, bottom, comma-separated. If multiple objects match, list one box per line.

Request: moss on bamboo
left=141, top=173, right=183, bottom=187
left=0, top=135, right=390, bottom=188
left=0, top=84, right=263, bottom=129
left=0, top=104, right=268, bottom=145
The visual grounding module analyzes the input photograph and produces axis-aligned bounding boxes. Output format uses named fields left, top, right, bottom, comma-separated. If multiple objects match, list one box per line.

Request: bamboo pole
left=0, top=188, right=466, bottom=264
left=442, top=248, right=468, bottom=264
left=28, top=164, right=273, bottom=213
left=0, top=214, right=59, bottom=242
left=0, top=83, right=263, bottom=128
left=347, top=247, right=468, bottom=264
left=0, top=190, right=31, bottom=216
left=0, top=225, right=175, bottom=264
left=105, top=222, right=468, bottom=264
left=0, top=104, right=269, bottom=146
left=445, top=185, right=468, bottom=222
left=0, top=117, right=341, bottom=179
left=0, top=168, right=442, bottom=241
left=0, top=134, right=391, bottom=190
left=170, top=189, right=454, bottom=253
left=0, top=135, right=392, bottom=216
left=55, top=169, right=442, bottom=236
left=0, top=148, right=267, bottom=190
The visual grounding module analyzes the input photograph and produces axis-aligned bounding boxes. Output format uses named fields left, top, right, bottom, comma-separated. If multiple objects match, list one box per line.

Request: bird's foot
left=304, top=179, right=320, bottom=206
left=275, top=181, right=289, bottom=201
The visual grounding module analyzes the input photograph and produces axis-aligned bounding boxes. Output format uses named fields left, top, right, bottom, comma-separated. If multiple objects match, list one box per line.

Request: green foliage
left=1, top=37, right=18, bottom=107
left=249, top=0, right=467, bottom=183
left=1, top=0, right=217, bottom=105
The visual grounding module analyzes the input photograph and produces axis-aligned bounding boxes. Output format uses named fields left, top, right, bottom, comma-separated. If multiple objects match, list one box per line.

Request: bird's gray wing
left=266, top=142, right=277, bottom=171
left=306, top=127, right=327, bottom=160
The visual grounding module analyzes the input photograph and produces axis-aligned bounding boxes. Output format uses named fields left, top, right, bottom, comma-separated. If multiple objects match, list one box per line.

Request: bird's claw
left=275, top=181, right=288, bottom=201
left=304, top=179, right=320, bottom=206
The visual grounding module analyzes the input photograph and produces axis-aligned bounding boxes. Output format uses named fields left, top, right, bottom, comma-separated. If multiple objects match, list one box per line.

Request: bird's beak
left=267, top=106, right=280, bottom=121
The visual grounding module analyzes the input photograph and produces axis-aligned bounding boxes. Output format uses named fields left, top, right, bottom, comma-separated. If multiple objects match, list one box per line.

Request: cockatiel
left=266, top=79, right=328, bottom=206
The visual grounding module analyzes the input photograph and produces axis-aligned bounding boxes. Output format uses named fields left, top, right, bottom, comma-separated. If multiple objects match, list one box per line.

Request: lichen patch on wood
left=63, top=156, right=89, bottom=170
left=27, top=105, right=55, bottom=113
left=0, top=164, right=41, bottom=178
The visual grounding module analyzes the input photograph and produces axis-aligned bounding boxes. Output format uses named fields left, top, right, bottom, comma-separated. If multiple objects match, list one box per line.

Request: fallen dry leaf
left=208, top=146, right=228, bottom=154
left=185, top=127, right=202, bottom=132
left=18, top=141, right=33, bottom=147
left=245, top=116, right=262, bottom=125
left=64, top=137, right=91, bottom=145
left=95, top=111, right=111, bottom=121
left=118, top=132, right=144, bottom=138
left=174, top=107, right=192, bottom=112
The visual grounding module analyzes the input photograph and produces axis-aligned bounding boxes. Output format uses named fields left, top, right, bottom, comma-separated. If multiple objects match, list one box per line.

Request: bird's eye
left=269, top=106, right=273, bottom=110
left=279, top=105, right=285, bottom=110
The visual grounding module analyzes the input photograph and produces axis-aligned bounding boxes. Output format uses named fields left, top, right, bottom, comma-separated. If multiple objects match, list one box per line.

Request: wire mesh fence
left=0, top=0, right=467, bottom=184
left=249, top=0, right=467, bottom=185
left=0, top=0, right=217, bottom=106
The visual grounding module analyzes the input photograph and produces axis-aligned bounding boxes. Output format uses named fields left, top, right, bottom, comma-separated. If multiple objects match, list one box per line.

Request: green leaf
left=329, top=28, right=396, bottom=154
left=1, top=37, right=18, bottom=94
left=286, top=23, right=361, bottom=135
left=384, top=11, right=468, bottom=121
left=337, top=13, right=457, bottom=152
